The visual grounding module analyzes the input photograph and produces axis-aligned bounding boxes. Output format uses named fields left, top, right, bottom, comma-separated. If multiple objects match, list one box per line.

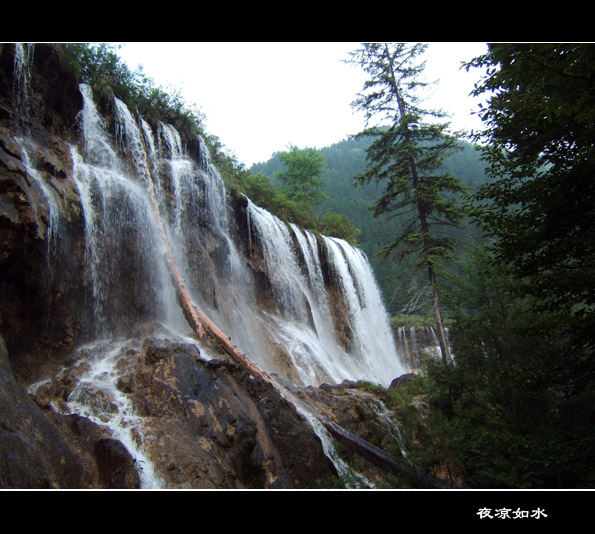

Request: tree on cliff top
left=275, top=145, right=329, bottom=206
left=347, top=42, right=465, bottom=364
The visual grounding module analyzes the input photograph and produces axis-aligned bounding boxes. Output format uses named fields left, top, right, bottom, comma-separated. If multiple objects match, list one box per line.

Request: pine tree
left=347, top=42, right=465, bottom=364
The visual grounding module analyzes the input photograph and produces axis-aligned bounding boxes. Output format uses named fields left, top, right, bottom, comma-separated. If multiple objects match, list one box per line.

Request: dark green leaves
left=466, top=43, right=595, bottom=318
left=275, top=146, right=329, bottom=206
left=348, top=43, right=465, bottom=265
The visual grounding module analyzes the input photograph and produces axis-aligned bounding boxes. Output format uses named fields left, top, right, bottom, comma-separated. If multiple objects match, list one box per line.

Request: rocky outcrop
left=0, top=334, right=92, bottom=488
left=28, top=324, right=339, bottom=488
left=0, top=44, right=89, bottom=378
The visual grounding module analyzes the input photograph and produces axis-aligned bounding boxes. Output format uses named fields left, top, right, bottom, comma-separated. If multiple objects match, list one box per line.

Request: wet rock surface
left=17, top=327, right=342, bottom=488
left=1, top=322, right=420, bottom=489
left=0, top=335, right=90, bottom=488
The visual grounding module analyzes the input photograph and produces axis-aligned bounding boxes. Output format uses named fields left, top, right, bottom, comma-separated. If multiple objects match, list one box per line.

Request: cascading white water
left=14, top=137, right=62, bottom=255
left=62, top=339, right=166, bottom=489
left=246, top=200, right=406, bottom=386
left=12, top=136, right=66, bottom=337
left=12, top=43, right=33, bottom=131
left=394, top=325, right=449, bottom=370
left=114, top=95, right=408, bottom=387
left=324, top=237, right=405, bottom=385
left=370, top=399, right=410, bottom=460
left=247, top=202, right=359, bottom=384
left=135, top=109, right=271, bottom=366
left=72, top=85, right=183, bottom=338
left=291, top=400, right=373, bottom=488
left=61, top=85, right=194, bottom=487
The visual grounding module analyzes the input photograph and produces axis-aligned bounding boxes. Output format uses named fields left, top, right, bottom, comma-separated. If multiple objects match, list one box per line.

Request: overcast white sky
left=116, top=42, right=488, bottom=168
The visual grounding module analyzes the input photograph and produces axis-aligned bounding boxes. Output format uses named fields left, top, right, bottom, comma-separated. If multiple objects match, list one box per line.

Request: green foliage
left=241, top=147, right=361, bottom=242
left=240, top=171, right=318, bottom=229
left=465, top=44, right=595, bottom=325
left=347, top=42, right=467, bottom=363
left=434, top=43, right=595, bottom=488
left=53, top=43, right=247, bottom=187
left=347, top=43, right=466, bottom=265
left=275, top=145, right=329, bottom=206
left=427, top=242, right=595, bottom=487
left=387, top=374, right=429, bottom=407
left=318, top=210, right=361, bottom=244
left=241, top=172, right=279, bottom=207
left=251, top=134, right=489, bottom=316
left=389, top=313, right=435, bottom=329
left=57, top=44, right=193, bottom=128
left=355, top=376, right=460, bottom=487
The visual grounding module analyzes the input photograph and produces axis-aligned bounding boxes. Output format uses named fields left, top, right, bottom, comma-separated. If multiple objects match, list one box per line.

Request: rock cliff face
left=0, top=43, right=415, bottom=489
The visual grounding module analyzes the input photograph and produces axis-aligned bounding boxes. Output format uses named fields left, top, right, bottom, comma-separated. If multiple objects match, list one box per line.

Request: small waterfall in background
left=12, top=43, right=34, bottom=133
left=395, top=326, right=447, bottom=371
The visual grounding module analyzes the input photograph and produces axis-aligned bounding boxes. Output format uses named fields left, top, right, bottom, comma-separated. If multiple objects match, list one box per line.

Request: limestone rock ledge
left=1, top=321, right=423, bottom=489
left=11, top=323, right=341, bottom=489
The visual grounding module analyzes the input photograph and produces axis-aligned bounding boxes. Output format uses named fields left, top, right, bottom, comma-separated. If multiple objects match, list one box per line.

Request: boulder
left=0, top=334, right=90, bottom=488
left=389, top=373, right=418, bottom=389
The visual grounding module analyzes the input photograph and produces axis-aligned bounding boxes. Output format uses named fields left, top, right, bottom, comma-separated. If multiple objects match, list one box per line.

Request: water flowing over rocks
left=0, top=43, right=421, bottom=489
left=28, top=324, right=338, bottom=488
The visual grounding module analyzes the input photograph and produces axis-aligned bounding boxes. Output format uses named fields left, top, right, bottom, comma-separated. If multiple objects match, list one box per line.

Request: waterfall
left=64, top=86, right=194, bottom=486
left=23, top=82, right=410, bottom=487
left=61, top=339, right=166, bottom=489
left=71, top=83, right=407, bottom=387
left=394, top=325, right=449, bottom=370
left=246, top=201, right=406, bottom=387
left=14, top=136, right=62, bottom=252
left=370, top=399, right=410, bottom=460
left=72, top=85, right=184, bottom=338
left=291, top=400, right=373, bottom=488
left=323, top=236, right=406, bottom=386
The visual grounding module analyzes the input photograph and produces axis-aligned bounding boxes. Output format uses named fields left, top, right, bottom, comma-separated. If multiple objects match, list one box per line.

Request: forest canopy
left=423, top=43, right=595, bottom=488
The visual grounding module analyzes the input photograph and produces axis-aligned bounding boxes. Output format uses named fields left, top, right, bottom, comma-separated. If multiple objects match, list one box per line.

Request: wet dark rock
left=0, top=334, right=89, bottom=488
left=389, top=373, right=418, bottom=389
left=94, top=438, right=141, bottom=489
left=125, top=335, right=338, bottom=488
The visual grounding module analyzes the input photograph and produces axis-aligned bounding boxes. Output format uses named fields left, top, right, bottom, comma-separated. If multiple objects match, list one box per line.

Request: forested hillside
left=250, top=137, right=488, bottom=316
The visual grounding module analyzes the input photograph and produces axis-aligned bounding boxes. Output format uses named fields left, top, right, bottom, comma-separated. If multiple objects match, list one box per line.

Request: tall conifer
left=347, top=42, right=465, bottom=364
